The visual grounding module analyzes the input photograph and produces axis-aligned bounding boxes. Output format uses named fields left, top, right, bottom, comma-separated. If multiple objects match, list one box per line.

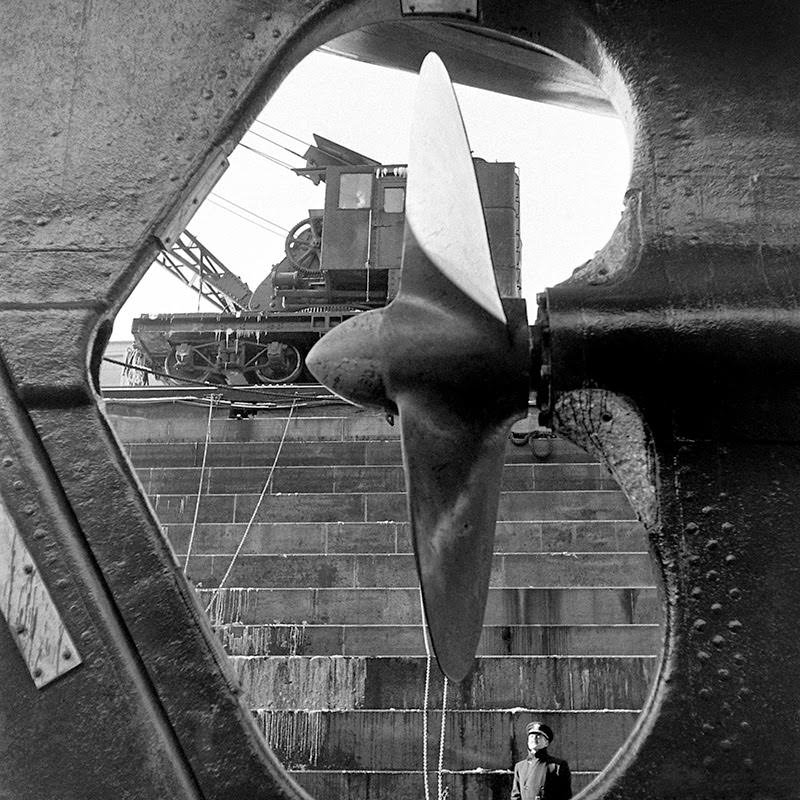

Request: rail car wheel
left=244, top=341, right=304, bottom=384
left=285, top=217, right=322, bottom=274
left=164, top=343, right=220, bottom=384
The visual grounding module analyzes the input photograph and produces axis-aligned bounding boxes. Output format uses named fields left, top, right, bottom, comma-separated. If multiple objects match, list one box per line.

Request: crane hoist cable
left=252, top=119, right=312, bottom=149
left=251, top=119, right=361, bottom=167
left=245, top=128, right=307, bottom=161
left=205, top=198, right=285, bottom=238
left=238, top=141, right=296, bottom=171
left=208, top=193, right=288, bottom=235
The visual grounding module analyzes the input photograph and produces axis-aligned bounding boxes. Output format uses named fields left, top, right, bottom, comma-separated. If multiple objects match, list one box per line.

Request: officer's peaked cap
left=526, top=722, right=554, bottom=742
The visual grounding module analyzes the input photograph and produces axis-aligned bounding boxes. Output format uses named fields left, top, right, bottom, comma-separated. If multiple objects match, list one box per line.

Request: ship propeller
left=305, top=53, right=530, bottom=682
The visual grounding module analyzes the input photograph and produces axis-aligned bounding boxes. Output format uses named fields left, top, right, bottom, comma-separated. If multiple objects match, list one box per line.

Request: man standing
left=511, top=721, right=572, bottom=800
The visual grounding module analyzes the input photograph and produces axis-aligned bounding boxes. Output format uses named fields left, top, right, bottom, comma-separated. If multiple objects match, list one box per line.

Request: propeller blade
left=405, top=53, right=506, bottom=325
left=306, top=52, right=529, bottom=682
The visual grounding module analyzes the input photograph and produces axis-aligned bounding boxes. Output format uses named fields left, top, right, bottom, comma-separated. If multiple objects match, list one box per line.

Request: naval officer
left=511, top=721, right=572, bottom=800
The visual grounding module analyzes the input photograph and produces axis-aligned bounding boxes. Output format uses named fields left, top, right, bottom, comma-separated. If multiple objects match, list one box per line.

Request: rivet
left=737, top=687, right=752, bottom=700
left=24, top=506, right=34, bottom=516
left=23, top=564, right=33, bottom=575
left=216, top=68, right=228, bottom=79
left=698, top=687, right=712, bottom=699
left=702, top=756, right=714, bottom=768
left=740, top=720, right=751, bottom=731
left=691, top=586, right=703, bottom=597
left=2, top=457, right=13, bottom=467
left=728, top=588, right=742, bottom=601
left=701, top=505, right=714, bottom=515
left=55, top=578, right=68, bottom=588
left=685, top=522, right=699, bottom=534
left=272, top=28, right=281, bottom=38
left=706, top=570, right=720, bottom=581
left=719, top=739, right=733, bottom=750
left=733, top=652, right=746, bottom=664
left=721, top=522, right=735, bottom=533
left=724, top=554, right=737, bottom=564
left=728, top=619, right=742, bottom=632
left=600, top=411, right=613, bottom=422
left=244, top=30, right=255, bottom=39
left=718, top=668, right=731, bottom=680
left=701, top=722, right=714, bottom=733
left=201, top=88, right=214, bottom=100
left=227, top=88, right=237, bottom=98
left=16, top=624, right=26, bottom=635
left=711, top=634, right=725, bottom=648
left=263, top=11, right=272, bottom=19
left=33, top=528, right=46, bottom=539
left=63, top=650, right=71, bottom=660
left=697, top=650, right=712, bottom=661
left=718, top=492, right=728, bottom=500
left=710, top=602, right=723, bottom=614
left=33, top=668, right=42, bottom=678
left=693, top=618, right=707, bottom=631
left=688, top=554, right=701, bottom=565
left=13, top=480, right=23, bottom=491
left=705, top=539, right=718, bottom=550
left=743, top=757, right=754, bottom=769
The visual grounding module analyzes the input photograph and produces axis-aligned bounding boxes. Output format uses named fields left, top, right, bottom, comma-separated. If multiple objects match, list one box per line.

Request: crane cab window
left=338, top=173, right=372, bottom=209
left=383, top=186, right=405, bottom=213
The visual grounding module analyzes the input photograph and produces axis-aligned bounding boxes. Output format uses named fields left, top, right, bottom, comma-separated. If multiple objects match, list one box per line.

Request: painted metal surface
left=0, top=491, right=82, bottom=688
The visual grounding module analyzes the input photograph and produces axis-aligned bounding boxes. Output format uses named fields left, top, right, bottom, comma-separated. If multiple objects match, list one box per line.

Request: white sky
left=111, top=49, right=631, bottom=340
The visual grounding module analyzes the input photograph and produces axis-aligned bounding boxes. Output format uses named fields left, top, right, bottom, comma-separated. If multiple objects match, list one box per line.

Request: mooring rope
left=183, top=395, right=218, bottom=574
left=203, top=400, right=296, bottom=614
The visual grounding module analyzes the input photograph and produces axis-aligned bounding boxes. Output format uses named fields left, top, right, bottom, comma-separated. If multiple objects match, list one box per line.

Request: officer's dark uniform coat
left=511, top=750, right=572, bottom=800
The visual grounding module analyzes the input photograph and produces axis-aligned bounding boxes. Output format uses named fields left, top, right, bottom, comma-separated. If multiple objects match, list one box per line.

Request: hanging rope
left=419, top=589, right=450, bottom=800
left=183, top=395, right=218, bottom=575
left=438, top=676, right=449, bottom=800
left=420, top=587, right=432, bottom=800
left=203, top=400, right=297, bottom=614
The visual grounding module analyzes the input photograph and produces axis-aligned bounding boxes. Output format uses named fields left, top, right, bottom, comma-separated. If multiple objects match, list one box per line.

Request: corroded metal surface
left=553, top=389, right=657, bottom=527
left=0, top=492, right=82, bottom=688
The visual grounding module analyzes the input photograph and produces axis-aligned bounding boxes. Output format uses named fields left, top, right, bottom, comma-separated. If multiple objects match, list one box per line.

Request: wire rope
left=209, top=193, right=289, bottom=234
left=238, top=141, right=295, bottom=171
left=205, top=198, right=286, bottom=238
left=203, top=400, right=297, bottom=615
left=252, top=119, right=312, bottom=148
left=246, top=128, right=306, bottom=160
left=183, top=395, right=219, bottom=574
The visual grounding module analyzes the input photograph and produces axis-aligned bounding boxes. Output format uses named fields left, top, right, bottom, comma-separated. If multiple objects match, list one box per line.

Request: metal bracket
left=0, top=492, right=81, bottom=688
